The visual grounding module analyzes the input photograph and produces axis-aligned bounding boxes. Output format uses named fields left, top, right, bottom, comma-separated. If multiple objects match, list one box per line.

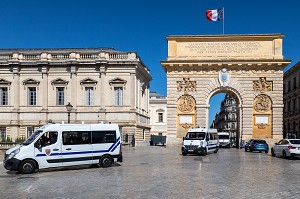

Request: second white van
left=182, top=128, right=219, bottom=156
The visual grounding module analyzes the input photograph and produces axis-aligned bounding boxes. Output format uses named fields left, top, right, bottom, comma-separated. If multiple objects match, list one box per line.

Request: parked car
left=245, top=139, right=269, bottom=153
left=244, top=139, right=254, bottom=151
left=271, top=139, right=300, bottom=159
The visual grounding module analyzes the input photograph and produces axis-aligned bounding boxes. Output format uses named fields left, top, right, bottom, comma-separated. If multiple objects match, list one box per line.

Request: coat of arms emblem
left=45, top=149, right=51, bottom=156
left=218, top=68, right=230, bottom=87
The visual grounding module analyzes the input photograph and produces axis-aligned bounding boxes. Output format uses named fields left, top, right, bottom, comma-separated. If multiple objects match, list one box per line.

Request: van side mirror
left=183, top=137, right=185, bottom=141
left=206, top=136, right=209, bottom=141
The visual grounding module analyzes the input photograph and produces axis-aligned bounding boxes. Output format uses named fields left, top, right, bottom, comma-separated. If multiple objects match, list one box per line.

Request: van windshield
left=219, top=135, right=230, bottom=139
left=22, top=130, right=43, bottom=145
left=186, top=132, right=205, bottom=140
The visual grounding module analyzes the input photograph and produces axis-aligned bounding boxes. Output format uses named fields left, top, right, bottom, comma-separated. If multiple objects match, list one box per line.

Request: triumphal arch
left=161, top=34, right=291, bottom=145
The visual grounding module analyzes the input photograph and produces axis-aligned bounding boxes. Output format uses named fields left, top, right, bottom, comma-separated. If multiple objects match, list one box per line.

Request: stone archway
left=207, top=87, right=243, bottom=147
left=161, top=34, right=291, bottom=145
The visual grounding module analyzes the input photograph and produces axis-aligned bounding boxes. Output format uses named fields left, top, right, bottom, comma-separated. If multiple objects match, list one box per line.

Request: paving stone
left=1, top=147, right=300, bottom=199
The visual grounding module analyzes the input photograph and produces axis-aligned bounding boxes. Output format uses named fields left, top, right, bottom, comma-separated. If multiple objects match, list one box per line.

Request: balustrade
left=0, top=51, right=133, bottom=62
left=109, top=53, right=128, bottom=60
left=0, top=55, right=13, bottom=60
left=80, top=54, right=99, bottom=59
left=52, top=54, right=70, bottom=60
left=23, top=54, right=41, bottom=60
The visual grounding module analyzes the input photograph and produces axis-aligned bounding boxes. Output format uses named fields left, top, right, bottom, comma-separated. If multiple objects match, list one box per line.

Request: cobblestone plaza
left=1, top=146, right=300, bottom=199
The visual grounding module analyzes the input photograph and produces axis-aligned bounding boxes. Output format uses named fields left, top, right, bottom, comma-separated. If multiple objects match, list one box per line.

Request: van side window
left=62, top=131, right=91, bottom=145
left=35, top=131, right=58, bottom=148
left=92, top=131, right=116, bottom=144
left=210, top=133, right=218, bottom=140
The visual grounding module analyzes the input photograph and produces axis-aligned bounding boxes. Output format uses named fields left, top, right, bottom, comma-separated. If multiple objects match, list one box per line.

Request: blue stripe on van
left=35, top=137, right=121, bottom=157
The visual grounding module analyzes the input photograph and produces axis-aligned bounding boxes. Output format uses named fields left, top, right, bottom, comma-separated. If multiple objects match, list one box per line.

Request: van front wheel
left=100, top=155, right=113, bottom=168
left=18, top=159, right=36, bottom=174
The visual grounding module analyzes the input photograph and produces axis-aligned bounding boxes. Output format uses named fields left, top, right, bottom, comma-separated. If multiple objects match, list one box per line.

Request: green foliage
left=1, top=137, right=12, bottom=142
left=15, top=137, right=26, bottom=143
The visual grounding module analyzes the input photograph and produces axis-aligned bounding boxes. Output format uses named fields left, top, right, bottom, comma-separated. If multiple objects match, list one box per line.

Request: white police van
left=182, top=128, right=219, bottom=155
left=218, top=132, right=231, bottom=148
left=4, top=122, right=123, bottom=174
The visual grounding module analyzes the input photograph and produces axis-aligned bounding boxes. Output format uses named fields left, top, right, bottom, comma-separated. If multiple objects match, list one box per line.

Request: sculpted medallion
left=254, top=94, right=271, bottom=112
left=177, top=94, right=195, bottom=113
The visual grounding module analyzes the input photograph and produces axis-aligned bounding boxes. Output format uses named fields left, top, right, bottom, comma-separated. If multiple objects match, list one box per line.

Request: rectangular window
left=27, top=126, right=34, bottom=138
left=28, top=87, right=36, bottom=106
left=293, top=77, right=297, bottom=89
left=158, top=113, right=163, bottom=122
left=92, top=131, right=116, bottom=144
left=85, top=87, right=94, bottom=106
left=0, top=87, right=8, bottom=105
left=62, top=131, right=91, bottom=145
left=0, top=127, right=6, bottom=141
left=56, top=87, right=64, bottom=105
left=231, top=123, right=235, bottom=129
left=114, top=87, right=123, bottom=106
left=288, top=81, right=291, bottom=92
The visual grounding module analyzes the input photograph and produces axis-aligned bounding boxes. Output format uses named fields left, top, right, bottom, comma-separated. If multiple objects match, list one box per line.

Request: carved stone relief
left=254, top=94, right=271, bottom=112
left=177, top=94, right=195, bottom=113
left=253, top=77, right=273, bottom=92
left=256, top=123, right=267, bottom=129
left=176, top=77, right=196, bottom=93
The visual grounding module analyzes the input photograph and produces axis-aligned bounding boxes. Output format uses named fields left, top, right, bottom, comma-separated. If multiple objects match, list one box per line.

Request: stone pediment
left=51, top=78, right=69, bottom=86
left=156, top=108, right=165, bottom=112
left=0, top=79, right=11, bottom=86
left=80, top=78, right=98, bottom=85
left=109, top=77, right=127, bottom=85
left=23, top=78, right=40, bottom=85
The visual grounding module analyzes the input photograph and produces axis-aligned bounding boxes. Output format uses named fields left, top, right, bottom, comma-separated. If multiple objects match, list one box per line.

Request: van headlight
left=8, top=148, right=20, bottom=159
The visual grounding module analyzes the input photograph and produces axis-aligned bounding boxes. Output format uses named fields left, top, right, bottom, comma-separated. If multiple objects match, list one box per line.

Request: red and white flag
left=206, top=8, right=224, bottom=21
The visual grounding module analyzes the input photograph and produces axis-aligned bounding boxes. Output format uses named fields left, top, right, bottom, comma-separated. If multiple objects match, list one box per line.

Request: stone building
left=0, top=48, right=152, bottom=145
left=283, top=61, right=300, bottom=139
left=211, top=94, right=237, bottom=138
left=161, top=34, right=290, bottom=146
left=149, top=92, right=167, bottom=136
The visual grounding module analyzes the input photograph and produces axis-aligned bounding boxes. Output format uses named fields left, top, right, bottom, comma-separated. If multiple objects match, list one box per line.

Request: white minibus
left=218, top=132, right=231, bottom=148
left=4, top=122, right=122, bottom=174
left=182, top=128, right=219, bottom=155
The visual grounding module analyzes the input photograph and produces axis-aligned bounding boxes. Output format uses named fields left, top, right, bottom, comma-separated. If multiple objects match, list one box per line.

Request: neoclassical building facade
left=161, top=34, right=290, bottom=146
left=149, top=92, right=167, bottom=136
left=283, top=61, right=300, bottom=139
left=0, top=48, right=152, bottom=145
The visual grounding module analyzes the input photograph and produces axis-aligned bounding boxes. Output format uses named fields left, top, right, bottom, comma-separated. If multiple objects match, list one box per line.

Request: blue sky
left=1, top=0, right=299, bottom=125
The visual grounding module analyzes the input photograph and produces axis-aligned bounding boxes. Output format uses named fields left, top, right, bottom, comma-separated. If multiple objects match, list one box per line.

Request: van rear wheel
left=100, top=155, right=113, bottom=168
left=18, top=159, right=36, bottom=174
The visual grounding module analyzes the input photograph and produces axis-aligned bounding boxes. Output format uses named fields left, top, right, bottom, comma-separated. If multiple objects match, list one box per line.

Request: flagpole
left=223, top=7, right=225, bottom=34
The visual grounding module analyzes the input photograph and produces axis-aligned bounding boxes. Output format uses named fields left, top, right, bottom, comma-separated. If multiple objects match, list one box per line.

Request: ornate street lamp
left=65, top=102, right=73, bottom=124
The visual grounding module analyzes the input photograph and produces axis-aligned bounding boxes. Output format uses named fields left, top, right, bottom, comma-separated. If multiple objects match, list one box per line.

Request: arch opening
left=208, top=87, right=242, bottom=148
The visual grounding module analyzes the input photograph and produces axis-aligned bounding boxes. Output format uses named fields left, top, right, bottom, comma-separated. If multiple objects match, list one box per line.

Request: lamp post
left=66, top=102, right=73, bottom=124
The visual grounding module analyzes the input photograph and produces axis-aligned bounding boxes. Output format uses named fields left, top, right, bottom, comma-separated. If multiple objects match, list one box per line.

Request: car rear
left=251, top=140, right=269, bottom=153
left=287, top=139, right=300, bottom=158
